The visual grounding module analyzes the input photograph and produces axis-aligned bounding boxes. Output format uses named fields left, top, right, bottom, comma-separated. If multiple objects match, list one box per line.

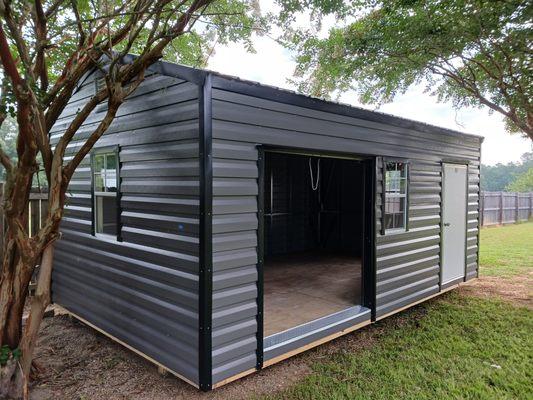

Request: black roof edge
left=120, top=54, right=484, bottom=143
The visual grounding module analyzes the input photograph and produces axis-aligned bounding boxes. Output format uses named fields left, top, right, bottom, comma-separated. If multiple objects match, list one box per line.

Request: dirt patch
left=29, top=274, right=530, bottom=399
left=30, top=310, right=383, bottom=400
left=460, top=273, right=533, bottom=309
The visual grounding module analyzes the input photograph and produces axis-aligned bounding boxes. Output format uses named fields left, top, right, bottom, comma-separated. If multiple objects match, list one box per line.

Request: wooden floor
left=263, top=253, right=362, bottom=337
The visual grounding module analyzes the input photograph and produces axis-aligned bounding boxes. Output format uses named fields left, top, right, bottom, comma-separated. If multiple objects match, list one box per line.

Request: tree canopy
left=506, top=167, right=533, bottom=192
left=480, top=151, right=533, bottom=191
left=277, top=0, right=533, bottom=139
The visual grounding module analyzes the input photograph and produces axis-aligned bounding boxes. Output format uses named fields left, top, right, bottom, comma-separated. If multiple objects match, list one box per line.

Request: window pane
left=94, top=154, right=105, bottom=174
left=104, top=154, right=117, bottom=192
left=384, top=161, right=407, bottom=231
left=95, top=195, right=117, bottom=235
left=94, top=173, right=104, bottom=192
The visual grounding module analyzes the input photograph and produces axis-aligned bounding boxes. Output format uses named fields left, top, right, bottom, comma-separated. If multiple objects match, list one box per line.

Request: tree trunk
left=0, top=207, right=55, bottom=400
left=19, top=245, right=55, bottom=377
left=0, top=358, right=24, bottom=400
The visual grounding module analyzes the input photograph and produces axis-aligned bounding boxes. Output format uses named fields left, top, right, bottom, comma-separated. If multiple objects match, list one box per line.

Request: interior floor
left=263, top=252, right=362, bottom=337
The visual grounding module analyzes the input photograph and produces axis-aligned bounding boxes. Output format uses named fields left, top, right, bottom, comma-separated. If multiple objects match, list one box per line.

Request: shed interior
left=263, top=151, right=366, bottom=336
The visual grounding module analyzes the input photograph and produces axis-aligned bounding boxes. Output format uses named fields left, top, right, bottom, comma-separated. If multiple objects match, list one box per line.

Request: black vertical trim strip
left=198, top=73, right=213, bottom=391
left=405, top=163, right=410, bottom=231
left=256, top=147, right=265, bottom=370
left=371, top=157, right=378, bottom=321
left=115, top=145, right=123, bottom=242
left=363, top=158, right=377, bottom=321
left=380, top=158, right=386, bottom=236
left=463, top=164, right=470, bottom=281
left=90, top=153, right=96, bottom=236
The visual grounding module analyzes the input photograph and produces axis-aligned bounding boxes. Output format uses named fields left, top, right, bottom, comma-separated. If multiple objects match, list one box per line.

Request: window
left=384, top=161, right=408, bottom=231
left=92, top=151, right=118, bottom=236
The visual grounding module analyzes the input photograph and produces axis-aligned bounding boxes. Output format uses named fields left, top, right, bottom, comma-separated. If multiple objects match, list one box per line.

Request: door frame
left=256, top=146, right=376, bottom=369
left=439, top=161, right=470, bottom=291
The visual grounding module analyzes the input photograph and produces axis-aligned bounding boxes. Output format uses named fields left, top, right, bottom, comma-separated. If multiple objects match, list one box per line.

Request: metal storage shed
left=51, top=56, right=483, bottom=391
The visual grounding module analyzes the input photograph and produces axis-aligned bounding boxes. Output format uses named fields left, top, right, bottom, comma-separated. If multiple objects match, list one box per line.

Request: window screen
left=384, top=161, right=408, bottom=231
left=92, top=152, right=118, bottom=236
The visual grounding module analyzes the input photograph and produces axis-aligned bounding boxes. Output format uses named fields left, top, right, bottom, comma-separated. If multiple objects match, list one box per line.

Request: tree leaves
left=277, top=0, right=533, bottom=138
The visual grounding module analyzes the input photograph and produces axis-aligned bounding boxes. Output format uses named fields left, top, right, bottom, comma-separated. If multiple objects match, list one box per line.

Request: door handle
left=443, top=222, right=451, bottom=227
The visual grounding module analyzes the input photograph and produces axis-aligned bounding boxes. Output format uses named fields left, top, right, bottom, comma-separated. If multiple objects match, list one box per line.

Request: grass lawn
left=264, top=222, right=533, bottom=400
left=479, top=222, right=533, bottom=277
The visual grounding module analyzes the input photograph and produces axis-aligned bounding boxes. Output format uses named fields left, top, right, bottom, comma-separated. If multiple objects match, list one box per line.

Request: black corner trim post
left=198, top=73, right=213, bottom=391
left=364, top=157, right=377, bottom=321
left=256, top=147, right=265, bottom=370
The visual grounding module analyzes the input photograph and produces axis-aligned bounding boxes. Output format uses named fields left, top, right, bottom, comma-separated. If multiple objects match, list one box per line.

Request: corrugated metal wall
left=211, top=139, right=259, bottom=383
left=51, top=71, right=202, bottom=384
left=209, top=76, right=482, bottom=384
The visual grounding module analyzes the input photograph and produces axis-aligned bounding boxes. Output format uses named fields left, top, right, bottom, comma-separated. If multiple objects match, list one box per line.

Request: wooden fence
left=480, top=191, right=533, bottom=226
left=0, top=183, right=49, bottom=257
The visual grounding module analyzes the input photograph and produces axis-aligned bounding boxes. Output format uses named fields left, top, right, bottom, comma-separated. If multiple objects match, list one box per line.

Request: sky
left=206, top=2, right=531, bottom=166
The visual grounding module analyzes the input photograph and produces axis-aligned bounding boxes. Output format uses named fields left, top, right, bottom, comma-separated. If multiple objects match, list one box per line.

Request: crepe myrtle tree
left=277, top=0, right=533, bottom=139
left=0, top=0, right=259, bottom=397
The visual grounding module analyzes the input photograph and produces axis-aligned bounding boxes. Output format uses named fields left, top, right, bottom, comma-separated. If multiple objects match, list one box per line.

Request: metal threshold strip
left=263, top=305, right=371, bottom=362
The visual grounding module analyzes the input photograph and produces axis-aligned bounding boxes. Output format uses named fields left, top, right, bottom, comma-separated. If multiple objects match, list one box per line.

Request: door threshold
left=264, top=305, right=371, bottom=362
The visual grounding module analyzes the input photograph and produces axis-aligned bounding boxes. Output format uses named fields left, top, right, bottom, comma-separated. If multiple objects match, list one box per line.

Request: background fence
left=0, top=185, right=530, bottom=244
left=480, top=191, right=533, bottom=226
left=0, top=183, right=49, bottom=258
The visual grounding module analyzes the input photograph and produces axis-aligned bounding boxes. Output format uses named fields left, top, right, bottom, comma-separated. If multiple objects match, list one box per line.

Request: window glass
left=92, top=151, right=119, bottom=236
left=104, top=153, right=117, bottom=192
left=384, top=162, right=407, bottom=231
left=95, top=196, right=117, bottom=235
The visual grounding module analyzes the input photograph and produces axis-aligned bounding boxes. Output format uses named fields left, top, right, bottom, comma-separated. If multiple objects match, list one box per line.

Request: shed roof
left=121, top=54, right=484, bottom=144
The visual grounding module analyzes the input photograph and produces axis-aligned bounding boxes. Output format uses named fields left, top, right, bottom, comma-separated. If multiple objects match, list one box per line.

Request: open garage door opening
left=262, top=150, right=373, bottom=341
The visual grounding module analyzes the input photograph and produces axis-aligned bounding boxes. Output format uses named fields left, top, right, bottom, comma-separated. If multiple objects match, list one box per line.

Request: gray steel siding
left=51, top=72, right=201, bottom=384
left=211, top=139, right=259, bottom=383
left=376, top=160, right=442, bottom=317
left=210, top=82, right=481, bottom=381
left=466, top=164, right=481, bottom=280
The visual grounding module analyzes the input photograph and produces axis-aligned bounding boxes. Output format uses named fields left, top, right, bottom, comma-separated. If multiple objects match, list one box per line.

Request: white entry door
left=441, top=163, right=467, bottom=285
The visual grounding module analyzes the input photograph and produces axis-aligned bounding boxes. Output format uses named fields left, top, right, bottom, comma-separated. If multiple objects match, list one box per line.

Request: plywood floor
left=263, top=253, right=362, bottom=337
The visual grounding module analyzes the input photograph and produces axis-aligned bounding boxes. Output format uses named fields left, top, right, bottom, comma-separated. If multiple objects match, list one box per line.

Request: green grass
left=265, top=295, right=533, bottom=400
left=264, top=223, right=533, bottom=400
left=479, top=221, right=533, bottom=277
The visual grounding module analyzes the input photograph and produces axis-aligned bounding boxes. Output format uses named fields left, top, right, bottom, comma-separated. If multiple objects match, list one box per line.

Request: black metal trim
left=115, top=145, right=123, bottom=242
left=363, top=158, right=377, bottom=320
left=405, top=163, right=410, bottom=232
left=198, top=73, right=213, bottom=391
left=380, top=158, right=386, bottom=236
left=121, top=54, right=208, bottom=85
left=90, top=153, right=96, bottom=236
left=256, top=147, right=265, bottom=370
